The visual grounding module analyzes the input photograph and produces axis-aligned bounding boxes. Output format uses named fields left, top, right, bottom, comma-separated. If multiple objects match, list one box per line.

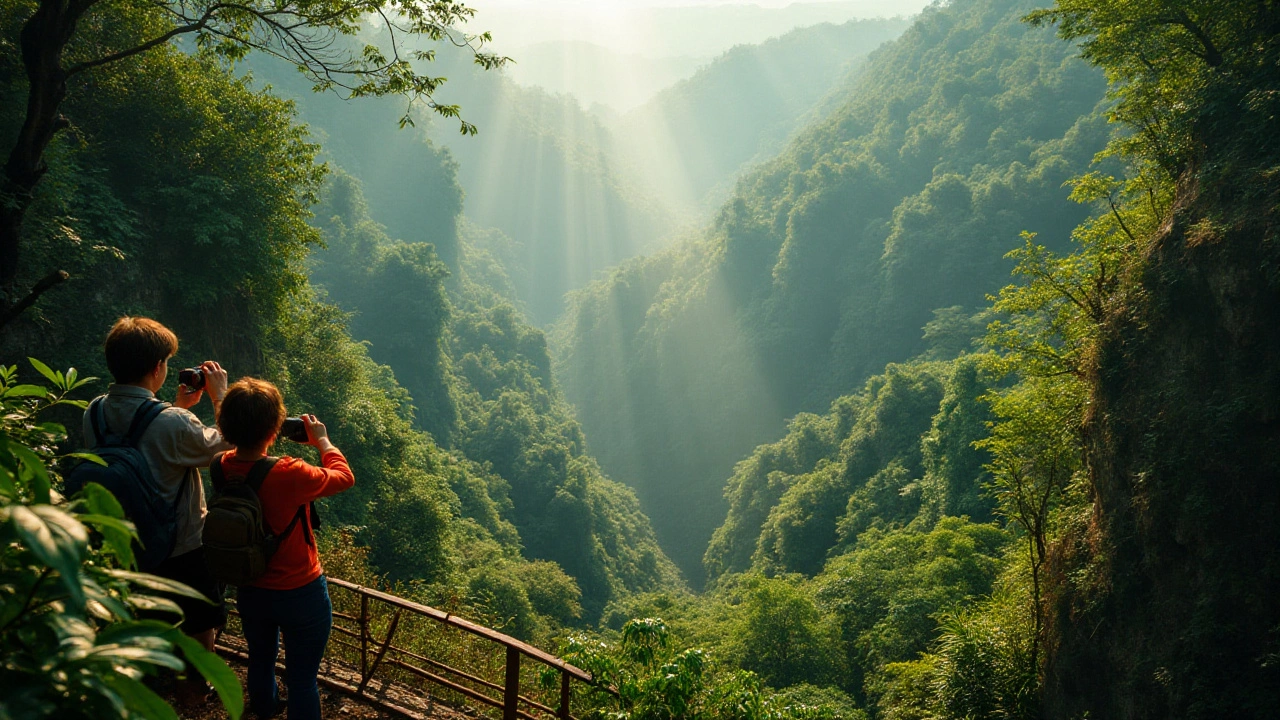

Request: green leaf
left=80, top=481, right=125, bottom=517
left=78, top=513, right=137, bottom=568
left=4, top=384, right=48, bottom=399
left=97, top=619, right=181, bottom=645
left=66, top=452, right=108, bottom=467
left=54, top=398, right=90, bottom=410
left=10, top=504, right=87, bottom=609
left=167, top=629, right=244, bottom=719
left=80, top=644, right=186, bottom=671
left=101, top=673, right=180, bottom=720
left=28, top=358, right=60, bottom=386
left=83, top=575, right=134, bottom=620
left=0, top=466, right=17, bottom=499
left=126, top=593, right=185, bottom=617
left=69, top=374, right=99, bottom=391
left=10, top=441, right=51, bottom=504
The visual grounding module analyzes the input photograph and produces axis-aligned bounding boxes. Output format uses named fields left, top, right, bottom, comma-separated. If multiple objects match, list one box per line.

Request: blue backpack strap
left=124, top=398, right=168, bottom=448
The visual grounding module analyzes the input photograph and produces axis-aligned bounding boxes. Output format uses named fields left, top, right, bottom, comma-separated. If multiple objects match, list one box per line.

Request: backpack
left=202, top=452, right=307, bottom=586
left=65, top=396, right=181, bottom=572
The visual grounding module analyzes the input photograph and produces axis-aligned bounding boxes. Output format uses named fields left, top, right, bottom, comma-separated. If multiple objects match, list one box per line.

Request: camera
left=178, top=368, right=205, bottom=390
left=280, top=417, right=309, bottom=443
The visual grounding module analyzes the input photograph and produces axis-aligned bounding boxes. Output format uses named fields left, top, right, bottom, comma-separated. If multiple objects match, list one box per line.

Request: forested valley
left=1, top=0, right=1278, bottom=716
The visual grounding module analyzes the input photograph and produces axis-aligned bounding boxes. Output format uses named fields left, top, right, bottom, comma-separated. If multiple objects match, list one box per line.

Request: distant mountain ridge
left=611, top=17, right=913, bottom=213
left=478, top=0, right=931, bottom=58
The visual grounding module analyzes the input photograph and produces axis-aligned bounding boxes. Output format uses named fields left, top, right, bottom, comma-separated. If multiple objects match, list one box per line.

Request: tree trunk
left=0, top=0, right=85, bottom=291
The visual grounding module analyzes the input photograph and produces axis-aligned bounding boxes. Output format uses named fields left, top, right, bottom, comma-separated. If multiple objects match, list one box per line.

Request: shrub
left=0, top=360, right=241, bottom=719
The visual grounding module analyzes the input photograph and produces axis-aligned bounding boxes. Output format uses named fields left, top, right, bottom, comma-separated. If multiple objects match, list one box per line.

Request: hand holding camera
left=175, top=360, right=229, bottom=410
left=280, top=414, right=334, bottom=453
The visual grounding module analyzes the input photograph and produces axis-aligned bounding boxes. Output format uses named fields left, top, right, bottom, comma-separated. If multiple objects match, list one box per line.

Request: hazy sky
left=483, top=0, right=864, bottom=7
left=470, top=0, right=924, bottom=55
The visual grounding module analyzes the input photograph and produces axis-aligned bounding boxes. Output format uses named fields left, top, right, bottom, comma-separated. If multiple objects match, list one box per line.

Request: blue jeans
left=237, top=575, right=332, bottom=719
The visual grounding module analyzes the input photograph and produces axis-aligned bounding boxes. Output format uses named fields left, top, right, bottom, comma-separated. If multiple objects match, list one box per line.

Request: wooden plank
left=330, top=637, right=363, bottom=654
left=355, top=642, right=554, bottom=716
left=331, top=623, right=361, bottom=641
left=327, top=578, right=593, bottom=681
left=360, top=593, right=370, bottom=678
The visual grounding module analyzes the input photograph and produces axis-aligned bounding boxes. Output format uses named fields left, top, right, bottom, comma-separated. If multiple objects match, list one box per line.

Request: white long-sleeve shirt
left=83, top=384, right=232, bottom=558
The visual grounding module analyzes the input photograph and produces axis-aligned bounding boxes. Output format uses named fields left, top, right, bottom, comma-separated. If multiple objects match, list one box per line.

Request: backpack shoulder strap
left=245, top=457, right=306, bottom=542
left=209, top=451, right=228, bottom=489
left=124, top=399, right=168, bottom=448
left=240, top=457, right=309, bottom=544
left=87, top=396, right=108, bottom=447
left=245, top=457, right=280, bottom=494
left=278, top=505, right=309, bottom=545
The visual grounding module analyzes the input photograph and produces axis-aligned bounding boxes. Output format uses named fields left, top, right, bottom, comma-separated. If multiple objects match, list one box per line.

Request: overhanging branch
left=64, top=4, right=229, bottom=77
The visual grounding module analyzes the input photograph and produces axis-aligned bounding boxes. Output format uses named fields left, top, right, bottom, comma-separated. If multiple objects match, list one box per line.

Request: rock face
left=1045, top=170, right=1280, bottom=718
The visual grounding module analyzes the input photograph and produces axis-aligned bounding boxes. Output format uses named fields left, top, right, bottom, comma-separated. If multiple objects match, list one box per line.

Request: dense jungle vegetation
left=2, top=0, right=1278, bottom=714
left=556, top=0, right=1110, bottom=581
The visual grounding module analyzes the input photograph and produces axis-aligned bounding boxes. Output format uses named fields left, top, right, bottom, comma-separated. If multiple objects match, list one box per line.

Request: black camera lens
left=178, top=368, right=205, bottom=389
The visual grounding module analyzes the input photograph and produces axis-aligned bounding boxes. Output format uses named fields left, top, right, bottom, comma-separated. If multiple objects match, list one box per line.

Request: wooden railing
left=218, top=577, right=601, bottom=720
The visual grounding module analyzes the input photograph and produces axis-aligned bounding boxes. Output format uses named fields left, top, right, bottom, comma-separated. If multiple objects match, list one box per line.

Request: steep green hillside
left=578, top=353, right=1011, bottom=712
left=706, top=355, right=995, bottom=581
left=1023, top=0, right=1280, bottom=714
left=555, top=0, right=1109, bottom=582
left=615, top=17, right=912, bottom=212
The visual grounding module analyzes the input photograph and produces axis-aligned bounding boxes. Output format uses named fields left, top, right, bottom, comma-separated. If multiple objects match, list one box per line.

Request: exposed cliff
left=1046, top=165, right=1280, bottom=716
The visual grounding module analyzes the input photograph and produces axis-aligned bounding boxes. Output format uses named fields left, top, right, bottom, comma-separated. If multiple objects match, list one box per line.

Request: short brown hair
left=104, top=317, right=180, bottom=383
left=217, top=378, right=287, bottom=448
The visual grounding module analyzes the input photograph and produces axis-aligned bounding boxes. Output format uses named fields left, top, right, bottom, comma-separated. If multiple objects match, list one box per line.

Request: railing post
left=356, top=609, right=402, bottom=697
left=503, top=646, right=520, bottom=720
left=558, top=670, right=571, bottom=720
left=360, top=593, right=370, bottom=678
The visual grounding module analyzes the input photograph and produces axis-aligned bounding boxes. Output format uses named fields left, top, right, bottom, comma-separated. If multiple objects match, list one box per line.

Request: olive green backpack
left=202, top=452, right=305, bottom=585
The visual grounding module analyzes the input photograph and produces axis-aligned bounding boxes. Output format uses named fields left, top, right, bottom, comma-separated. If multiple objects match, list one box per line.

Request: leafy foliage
left=0, top=362, right=242, bottom=719
left=562, top=618, right=855, bottom=720
left=707, top=359, right=996, bottom=583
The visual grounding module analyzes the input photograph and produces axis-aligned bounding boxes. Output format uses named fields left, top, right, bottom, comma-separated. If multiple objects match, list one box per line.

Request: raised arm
left=287, top=414, right=355, bottom=502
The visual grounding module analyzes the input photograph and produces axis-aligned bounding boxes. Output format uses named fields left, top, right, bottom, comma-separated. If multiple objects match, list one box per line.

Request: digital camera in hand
left=280, top=417, right=308, bottom=443
left=178, top=368, right=205, bottom=389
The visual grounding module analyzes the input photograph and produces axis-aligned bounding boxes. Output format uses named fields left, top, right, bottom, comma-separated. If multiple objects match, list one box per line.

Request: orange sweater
left=219, top=449, right=355, bottom=590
